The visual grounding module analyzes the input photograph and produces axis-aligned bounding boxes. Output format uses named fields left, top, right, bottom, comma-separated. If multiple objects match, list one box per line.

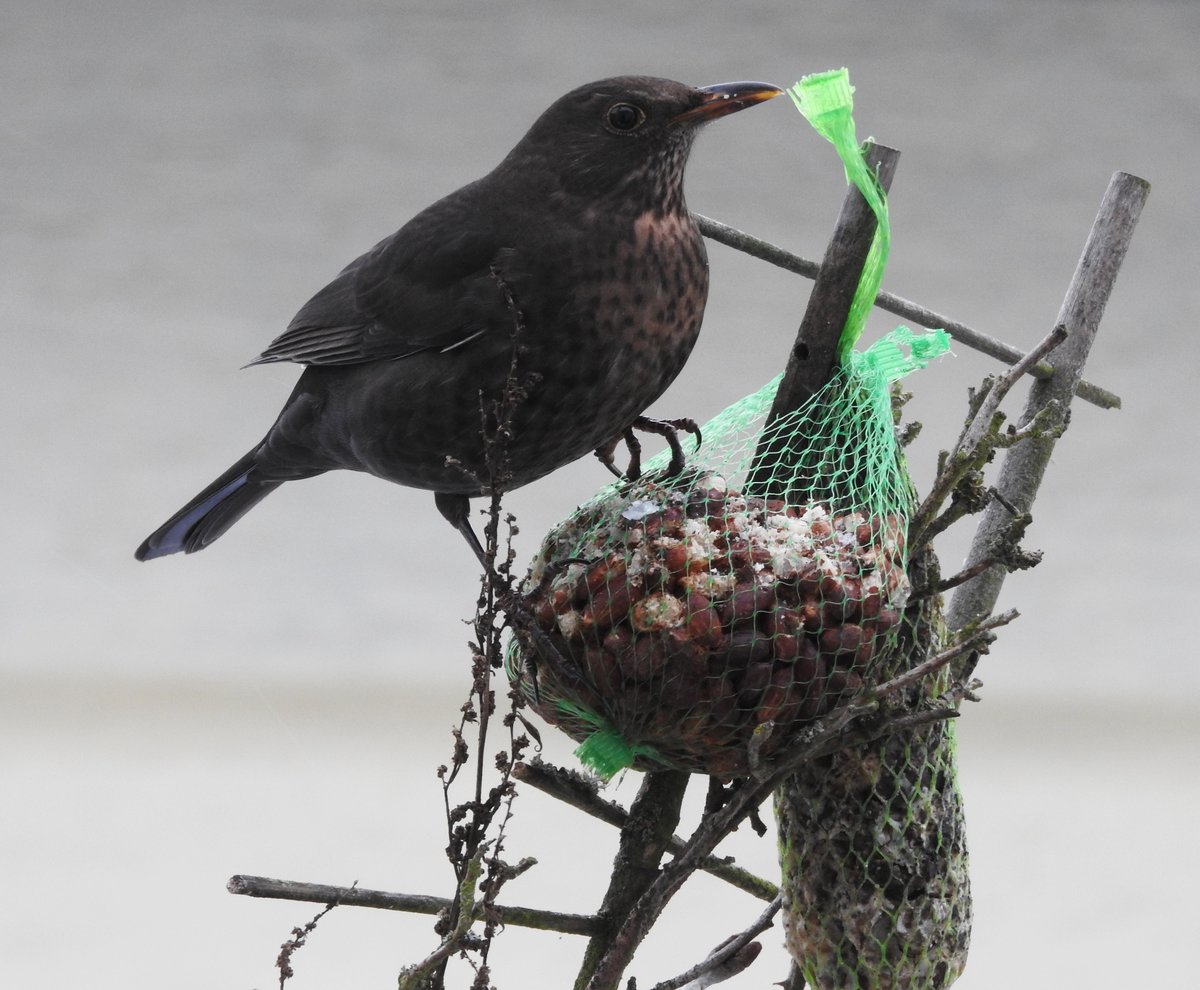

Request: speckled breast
left=496, top=207, right=711, bottom=489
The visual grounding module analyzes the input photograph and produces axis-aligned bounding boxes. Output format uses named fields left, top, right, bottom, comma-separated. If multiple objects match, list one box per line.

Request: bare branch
left=923, top=556, right=999, bottom=597
left=867, top=608, right=1018, bottom=701
left=397, top=846, right=488, bottom=989
left=275, top=889, right=347, bottom=987
left=228, top=874, right=599, bottom=936
left=575, top=770, right=691, bottom=990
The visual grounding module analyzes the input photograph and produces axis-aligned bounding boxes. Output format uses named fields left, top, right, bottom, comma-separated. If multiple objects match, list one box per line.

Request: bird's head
left=498, top=76, right=783, bottom=211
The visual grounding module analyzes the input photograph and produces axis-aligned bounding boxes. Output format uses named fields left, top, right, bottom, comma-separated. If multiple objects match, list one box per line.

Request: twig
left=275, top=889, right=347, bottom=987
left=910, top=393, right=1065, bottom=553
left=902, top=321, right=1065, bottom=552
left=875, top=706, right=960, bottom=736
left=426, top=267, right=542, bottom=988
left=693, top=213, right=821, bottom=279
left=908, top=322, right=1068, bottom=552
left=650, top=894, right=783, bottom=990
left=867, top=608, right=1018, bottom=701
left=953, top=323, right=1068, bottom=460
left=228, top=874, right=599, bottom=936
left=693, top=213, right=1120, bottom=410
left=512, top=761, right=779, bottom=902
left=924, top=556, right=999, bottom=596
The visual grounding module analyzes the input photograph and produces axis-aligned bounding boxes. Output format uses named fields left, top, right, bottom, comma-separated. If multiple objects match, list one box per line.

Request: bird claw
left=594, top=416, right=701, bottom=483
left=594, top=432, right=640, bottom=479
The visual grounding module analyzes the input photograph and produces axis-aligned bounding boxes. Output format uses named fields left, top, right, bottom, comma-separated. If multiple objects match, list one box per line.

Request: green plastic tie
left=790, top=67, right=889, bottom=361
left=555, top=700, right=660, bottom=779
left=853, top=326, right=952, bottom=384
left=846, top=329, right=953, bottom=509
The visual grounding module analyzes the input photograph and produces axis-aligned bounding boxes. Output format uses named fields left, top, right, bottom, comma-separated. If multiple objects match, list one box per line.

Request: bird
left=135, top=75, right=783, bottom=565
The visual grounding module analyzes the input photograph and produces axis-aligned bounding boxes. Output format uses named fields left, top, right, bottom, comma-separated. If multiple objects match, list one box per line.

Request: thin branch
left=693, top=213, right=821, bottom=279
left=910, top=390, right=1066, bottom=553
left=650, top=894, right=783, bottom=990
left=276, top=891, right=346, bottom=988
left=867, top=608, right=1018, bottom=701
left=923, top=556, right=998, bottom=597
left=875, top=706, right=960, bottom=736
left=953, top=324, right=1068, bottom=460
left=228, top=875, right=600, bottom=937
left=693, top=213, right=1120, bottom=410
left=398, top=846, right=488, bottom=990
left=512, top=761, right=779, bottom=902
left=910, top=491, right=984, bottom=553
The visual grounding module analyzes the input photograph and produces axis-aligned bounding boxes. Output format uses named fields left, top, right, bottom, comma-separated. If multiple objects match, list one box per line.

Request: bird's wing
left=248, top=191, right=523, bottom=367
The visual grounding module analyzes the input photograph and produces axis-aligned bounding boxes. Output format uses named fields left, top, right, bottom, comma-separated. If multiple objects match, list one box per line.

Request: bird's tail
left=135, top=448, right=282, bottom=560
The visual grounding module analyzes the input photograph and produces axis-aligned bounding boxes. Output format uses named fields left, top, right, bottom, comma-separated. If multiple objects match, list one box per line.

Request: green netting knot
left=852, top=326, right=953, bottom=384
left=555, top=701, right=660, bottom=779
left=790, top=67, right=888, bottom=360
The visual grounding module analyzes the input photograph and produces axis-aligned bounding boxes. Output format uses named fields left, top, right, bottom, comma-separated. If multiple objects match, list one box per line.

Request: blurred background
left=3, top=0, right=1197, bottom=986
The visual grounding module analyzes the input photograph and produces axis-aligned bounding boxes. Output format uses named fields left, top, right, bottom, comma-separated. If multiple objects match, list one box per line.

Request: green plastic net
left=508, top=327, right=947, bottom=779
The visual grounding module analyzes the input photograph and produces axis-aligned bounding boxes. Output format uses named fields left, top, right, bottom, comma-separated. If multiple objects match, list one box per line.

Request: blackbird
left=136, top=75, right=782, bottom=563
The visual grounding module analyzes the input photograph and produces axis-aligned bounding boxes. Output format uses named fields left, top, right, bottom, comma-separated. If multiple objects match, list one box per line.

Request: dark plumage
left=136, top=75, right=782, bottom=562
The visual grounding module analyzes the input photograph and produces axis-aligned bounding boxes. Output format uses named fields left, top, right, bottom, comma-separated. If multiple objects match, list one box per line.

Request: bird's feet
left=594, top=416, right=702, bottom=482
left=595, top=429, right=643, bottom=480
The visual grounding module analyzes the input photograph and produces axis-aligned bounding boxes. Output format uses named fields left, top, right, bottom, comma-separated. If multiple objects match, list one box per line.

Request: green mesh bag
left=507, top=326, right=946, bottom=780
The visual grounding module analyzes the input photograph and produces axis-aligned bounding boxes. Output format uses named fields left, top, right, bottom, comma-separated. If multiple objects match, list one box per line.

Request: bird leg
left=434, top=491, right=490, bottom=569
left=433, top=491, right=578, bottom=705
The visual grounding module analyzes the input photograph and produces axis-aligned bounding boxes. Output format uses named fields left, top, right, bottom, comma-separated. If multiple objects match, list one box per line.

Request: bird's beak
left=673, top=81, right=785, bottom=124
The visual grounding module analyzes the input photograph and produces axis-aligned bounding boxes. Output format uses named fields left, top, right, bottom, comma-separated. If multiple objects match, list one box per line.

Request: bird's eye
left=606, top=102, right=646, bottom=132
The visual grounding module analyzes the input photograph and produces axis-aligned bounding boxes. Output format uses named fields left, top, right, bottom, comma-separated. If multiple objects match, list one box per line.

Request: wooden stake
left=946, top=171, right=1150, bottom=633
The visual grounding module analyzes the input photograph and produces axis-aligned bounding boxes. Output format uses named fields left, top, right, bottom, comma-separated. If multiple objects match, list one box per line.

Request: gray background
left=4, top=1, right=1197, bottom=987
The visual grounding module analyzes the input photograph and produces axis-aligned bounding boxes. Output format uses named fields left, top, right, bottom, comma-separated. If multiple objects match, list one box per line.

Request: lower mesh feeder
left=509, top=469, right=910, bottom=778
